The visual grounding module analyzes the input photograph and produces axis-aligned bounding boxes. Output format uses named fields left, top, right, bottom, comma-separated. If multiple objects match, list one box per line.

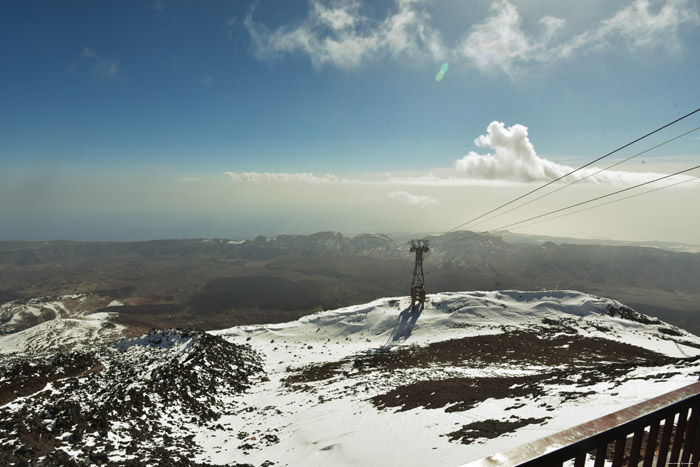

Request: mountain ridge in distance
left=1, top=231, right=699, bottom=336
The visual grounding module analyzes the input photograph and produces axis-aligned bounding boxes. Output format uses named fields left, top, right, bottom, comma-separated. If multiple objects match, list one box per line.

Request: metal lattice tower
left=409, top=239, right=429, bottom=308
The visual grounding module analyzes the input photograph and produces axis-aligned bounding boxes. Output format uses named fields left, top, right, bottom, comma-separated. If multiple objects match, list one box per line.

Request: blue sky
left=2, top=0, right=700, bottom=242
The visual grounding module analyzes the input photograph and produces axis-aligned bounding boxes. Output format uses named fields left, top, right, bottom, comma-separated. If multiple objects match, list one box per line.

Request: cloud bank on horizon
left=224, top=120, right=689, bottom=186
left=245, top=0, right=699, bottom=77
left=223, top=172, right=346, bottom=184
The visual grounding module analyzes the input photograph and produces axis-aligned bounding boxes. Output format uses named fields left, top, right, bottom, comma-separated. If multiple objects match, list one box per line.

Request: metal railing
left=465, top=381, right=700, bottom=467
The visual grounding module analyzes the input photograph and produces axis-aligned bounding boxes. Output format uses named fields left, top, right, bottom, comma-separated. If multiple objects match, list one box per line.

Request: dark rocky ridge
left=0, top=329, right=264, bottom=466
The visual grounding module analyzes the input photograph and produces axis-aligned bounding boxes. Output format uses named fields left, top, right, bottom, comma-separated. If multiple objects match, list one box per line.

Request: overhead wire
left=432, top=164, right=700, bottom=248
left=512, top=176, right=700, bottom=232
left=442, top=107, right=700, bottom=235
left=464, top=124, right=700, bottom=231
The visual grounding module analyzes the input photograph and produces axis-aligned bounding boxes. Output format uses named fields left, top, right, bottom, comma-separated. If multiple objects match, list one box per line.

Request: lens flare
left=435, top=62, right=449, bottom=82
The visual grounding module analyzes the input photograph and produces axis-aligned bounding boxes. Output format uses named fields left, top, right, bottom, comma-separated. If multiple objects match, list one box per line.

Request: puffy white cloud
left=223, top=171, right=346, bottom=183
left=455, top=121, right=565, bottom=182
left=455, top=121, right=687, bottom=185
left=388, top=190, right=439, bottom=207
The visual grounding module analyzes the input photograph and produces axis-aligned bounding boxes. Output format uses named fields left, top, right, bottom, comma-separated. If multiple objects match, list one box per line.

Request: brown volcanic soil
left=287, top=330, right=676, bottom=386
left=0, top=351, right=101, bottom=406
left=445, top=417, right=552, bottom=445
left=285, top=329, right=697, bottom=445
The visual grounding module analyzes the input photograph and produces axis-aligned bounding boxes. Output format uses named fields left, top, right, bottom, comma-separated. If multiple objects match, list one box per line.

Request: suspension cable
left=433, top=165, right=700, bottom=248
left=443, top=107, right=700, bottom=234
left=513, top=177, right=699, bottom=231
left=465, top=125, right=700, bottom=231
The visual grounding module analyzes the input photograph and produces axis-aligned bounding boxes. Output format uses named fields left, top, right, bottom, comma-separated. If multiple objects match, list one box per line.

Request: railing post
left=612, top=436, right=626, bottom=466
left=681, top=406, right=700, bottom=464
left=643, top=420, right=660, bottom=467
left=656, top=414, right=675, bottom=466
left=691, top=420, right=700, bottom=466
left=628, top=428, right=644, bottom=466
left=669, top=407, right=689, bottom=465
left=464, top=382, right=700, bottom=467
left=594, top=445, right=607, bottom=467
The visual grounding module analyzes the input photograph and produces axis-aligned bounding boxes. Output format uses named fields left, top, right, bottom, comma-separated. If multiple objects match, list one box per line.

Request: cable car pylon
left=408, top=239, right=429, bottom=309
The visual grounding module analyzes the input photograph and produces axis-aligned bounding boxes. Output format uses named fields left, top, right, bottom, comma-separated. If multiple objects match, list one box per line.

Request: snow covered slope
left=0, top=294, right=125, bottom=354
left=2, top=290, right=700, bottom=466
left=204, top=290, right=700, bottom=467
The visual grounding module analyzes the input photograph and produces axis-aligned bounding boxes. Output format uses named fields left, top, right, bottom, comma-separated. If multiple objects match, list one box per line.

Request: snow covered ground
left=2, top=290, right=700, bottom=466
left=203, top=291, right=700, bottom=467
left=0, top=294, right=125, bottom=354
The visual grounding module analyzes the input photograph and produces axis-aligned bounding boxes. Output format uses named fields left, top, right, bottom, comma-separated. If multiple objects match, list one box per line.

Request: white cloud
left=455, top=121, right=689, bottom=185
left=455, top=121, right=565, bottom=182
left=223, top=171, right=347, bottom=183
left=81, top=46, right=120, bottom=78
left=456, top=0, right=540, bottom=76
left=388, top=190, right=439, bottom=207
left=559, top=0, right=700, bottom=58
left=244, top=0, right=698, bottom=76
left=244, top=0, right=445, bottom=69
left=223, top=170, right=520, bottom=187
left=181, top=177, right=201, bottom=182
left=224, top=119, right=693, bottom=187
left=385, top=174, right=517, bottom=187
left=457, top=0, right=699, bottom=76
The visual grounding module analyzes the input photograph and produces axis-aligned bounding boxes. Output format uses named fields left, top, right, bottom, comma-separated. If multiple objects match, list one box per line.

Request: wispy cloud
left=388, top=190, right=439, bottom=207
left=80, top=46, right=120, bottom=78
left=245, top=0, right=445, bottom=69
left=456, top=1, right=544, bottom=76
left=223, top=171, right=349, bottom=183
left=558, top=0, right=699, bottom=59
left=181, top=177, right=201, bottom=182
left=244, top=0, right=699, bottom=76
left=223, top=170, right=517, bottom=187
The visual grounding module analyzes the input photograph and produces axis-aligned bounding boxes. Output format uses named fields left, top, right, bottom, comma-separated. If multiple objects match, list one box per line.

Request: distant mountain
left=1, top=291, right=699, bottom=466
left=0, top=232, right=402, bottom=267
left=1, top=231, right=700, bottom=336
